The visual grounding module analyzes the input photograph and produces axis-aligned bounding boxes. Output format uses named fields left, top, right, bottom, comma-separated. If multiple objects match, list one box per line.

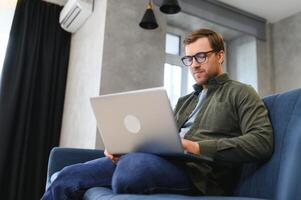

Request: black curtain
left=0, top=0, right=71, bottom=199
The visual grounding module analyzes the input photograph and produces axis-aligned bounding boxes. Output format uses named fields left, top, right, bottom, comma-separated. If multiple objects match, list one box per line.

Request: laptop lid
left=90, top=87, right=184, bottom=155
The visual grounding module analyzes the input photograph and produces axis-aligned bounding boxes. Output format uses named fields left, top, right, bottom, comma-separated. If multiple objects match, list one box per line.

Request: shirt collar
left=192, top=73, right=230, bottom=95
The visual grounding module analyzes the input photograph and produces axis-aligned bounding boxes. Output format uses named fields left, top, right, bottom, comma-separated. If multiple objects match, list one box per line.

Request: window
left=0, top=0, right=16, bottom=75
left=164, top=28, right=193, bottom=108
left=187, top=72, right=195, bottom=94
left=164, top=63, right=182, bottom=108
left=165, top=33, right=180, bottom=55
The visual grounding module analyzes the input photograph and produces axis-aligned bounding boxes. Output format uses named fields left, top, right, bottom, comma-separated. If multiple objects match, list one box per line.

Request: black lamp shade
left=139, top=7, right=158, bottom=29
left=160, top=0, right=181, bottom=14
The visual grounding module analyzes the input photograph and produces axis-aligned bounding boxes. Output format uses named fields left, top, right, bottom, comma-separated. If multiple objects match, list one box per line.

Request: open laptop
left=90, top=87, right=213, bottom=163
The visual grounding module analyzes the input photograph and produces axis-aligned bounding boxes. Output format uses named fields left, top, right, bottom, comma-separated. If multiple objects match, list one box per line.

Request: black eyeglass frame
left=181, top=50, right=216, bottom=66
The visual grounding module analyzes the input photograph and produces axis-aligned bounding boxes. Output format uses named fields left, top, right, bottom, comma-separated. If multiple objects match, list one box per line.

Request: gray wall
left=96, top=0, right=166, bottom=148
left=272, top=11, right=301, bottom=93
left=99, top=0, right=165, bottom=95
left=60, top=0, right=166, bottom=149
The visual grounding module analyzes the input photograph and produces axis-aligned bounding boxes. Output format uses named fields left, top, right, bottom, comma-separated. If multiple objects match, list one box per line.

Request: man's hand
left=181, top=139, right=200, bottom=154
left=104, top=149, right=120, bottom=163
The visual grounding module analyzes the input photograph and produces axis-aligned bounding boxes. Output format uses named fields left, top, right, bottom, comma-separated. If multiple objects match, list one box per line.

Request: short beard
left=194, top=72, right=215, bottom=86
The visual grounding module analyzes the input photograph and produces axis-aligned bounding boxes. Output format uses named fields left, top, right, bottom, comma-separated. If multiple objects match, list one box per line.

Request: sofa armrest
left=46, top=147, right=104, bottom=190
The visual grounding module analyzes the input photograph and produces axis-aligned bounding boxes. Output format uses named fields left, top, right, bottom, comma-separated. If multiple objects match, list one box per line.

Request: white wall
left=59, top=0, right=108, bottom=148
left=227, top=35, right=258, bottom=91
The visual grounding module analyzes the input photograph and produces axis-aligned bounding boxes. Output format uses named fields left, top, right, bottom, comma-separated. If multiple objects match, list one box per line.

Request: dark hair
left=183, top=29, right=225, bottom=52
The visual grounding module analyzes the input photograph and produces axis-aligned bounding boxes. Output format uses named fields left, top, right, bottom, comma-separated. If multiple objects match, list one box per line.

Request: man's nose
left=190, top=57, right=201, bottom=68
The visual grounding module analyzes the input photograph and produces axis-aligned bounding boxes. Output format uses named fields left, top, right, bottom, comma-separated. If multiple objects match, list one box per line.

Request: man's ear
left=218, top=50, right=225, bottom=64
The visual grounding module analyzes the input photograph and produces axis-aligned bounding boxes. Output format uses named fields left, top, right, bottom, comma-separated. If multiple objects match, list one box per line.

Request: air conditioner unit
left=59, top=0, right=93, bottom=33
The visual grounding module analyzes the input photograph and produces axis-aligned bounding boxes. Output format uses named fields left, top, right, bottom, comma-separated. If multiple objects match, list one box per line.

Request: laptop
left=90, top=87, right=213, bottom=163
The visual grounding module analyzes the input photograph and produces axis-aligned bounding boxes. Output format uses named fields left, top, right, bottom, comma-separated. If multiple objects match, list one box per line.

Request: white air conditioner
left=59, top=0, right=93, bottom=33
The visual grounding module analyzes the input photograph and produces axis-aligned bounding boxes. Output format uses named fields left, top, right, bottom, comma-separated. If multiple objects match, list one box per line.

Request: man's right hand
left=104, top=149, right=120, bottom=163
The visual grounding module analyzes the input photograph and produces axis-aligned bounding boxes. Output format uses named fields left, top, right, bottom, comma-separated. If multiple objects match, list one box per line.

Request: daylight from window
left=0, top=0, right=16, bottom=76
left=164, top=63, right=182, bottom=108
left=165, top=33, right=180, bottom=56
left=164, top=31, right=196, bottom=108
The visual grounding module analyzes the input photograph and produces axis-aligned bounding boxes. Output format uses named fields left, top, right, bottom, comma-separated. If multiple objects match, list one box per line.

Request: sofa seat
left=84, top=187, right=267, bottom=200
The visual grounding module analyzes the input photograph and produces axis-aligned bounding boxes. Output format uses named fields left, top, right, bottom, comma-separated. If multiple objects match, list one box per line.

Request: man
left=41, top=29, right=273, bottom=199
left=173, top=29, right=273, bottom=194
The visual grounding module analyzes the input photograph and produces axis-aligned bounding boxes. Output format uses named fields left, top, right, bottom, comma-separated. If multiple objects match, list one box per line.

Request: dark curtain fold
left=0, top=0, right=71, bottom=199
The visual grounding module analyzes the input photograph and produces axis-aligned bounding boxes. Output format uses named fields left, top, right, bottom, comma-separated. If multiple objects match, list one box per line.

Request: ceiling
left=44, top=0, right=301, bottom=23
left=166, top=12, right=243, bottom=41
left=217, top=0, right=301, bottom=23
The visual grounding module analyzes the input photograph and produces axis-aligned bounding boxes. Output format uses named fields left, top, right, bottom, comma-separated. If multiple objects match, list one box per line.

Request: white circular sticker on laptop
left=124, top=115, right=141, bottom=134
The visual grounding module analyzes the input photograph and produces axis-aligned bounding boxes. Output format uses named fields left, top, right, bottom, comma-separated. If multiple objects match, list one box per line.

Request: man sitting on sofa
left=41, top=29, right=273, bottom=200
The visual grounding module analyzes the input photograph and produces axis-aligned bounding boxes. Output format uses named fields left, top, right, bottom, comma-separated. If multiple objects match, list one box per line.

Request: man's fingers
left=104, top=149, right=114, bottom=160
left=104, top=149, right=121, bottom=162
left=181, top=139, right=188, bottom=150
left=112, top=156, right=120, bottom=162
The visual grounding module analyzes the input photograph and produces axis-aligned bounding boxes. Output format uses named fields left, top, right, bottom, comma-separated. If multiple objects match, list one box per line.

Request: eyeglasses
left=181, top=50, right=215, bottom=66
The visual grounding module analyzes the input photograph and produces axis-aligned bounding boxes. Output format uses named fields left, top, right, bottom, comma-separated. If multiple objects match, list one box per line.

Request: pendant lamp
left=160, top=0, right=181, bottom=14
left=139, top=1, right=158, bottom=30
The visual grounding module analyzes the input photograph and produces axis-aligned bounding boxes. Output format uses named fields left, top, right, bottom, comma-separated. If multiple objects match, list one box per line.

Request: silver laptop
left=90, top=87, right=212, bottom=163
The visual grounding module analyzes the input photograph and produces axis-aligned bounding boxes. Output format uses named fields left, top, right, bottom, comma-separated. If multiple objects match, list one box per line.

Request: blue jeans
left=41, top=152, right=198, bottom=200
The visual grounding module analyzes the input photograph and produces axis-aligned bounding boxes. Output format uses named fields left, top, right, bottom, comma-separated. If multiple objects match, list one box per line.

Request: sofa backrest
left=235, top=88, right=301, bottom=200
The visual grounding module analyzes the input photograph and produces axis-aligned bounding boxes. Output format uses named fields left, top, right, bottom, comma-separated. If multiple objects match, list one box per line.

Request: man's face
left=184, top=37, right=224, bottom=86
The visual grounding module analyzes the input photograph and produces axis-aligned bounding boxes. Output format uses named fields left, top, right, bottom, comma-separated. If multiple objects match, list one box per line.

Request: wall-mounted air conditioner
left=59, top=0, right=93, bottom=33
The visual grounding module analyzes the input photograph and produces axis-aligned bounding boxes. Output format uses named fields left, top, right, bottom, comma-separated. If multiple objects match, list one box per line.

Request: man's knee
left=111, top=152, right=161, bottom=194
left=45, top=158, right=115, bottom=199
left=112, top=170, right=145, bottom=194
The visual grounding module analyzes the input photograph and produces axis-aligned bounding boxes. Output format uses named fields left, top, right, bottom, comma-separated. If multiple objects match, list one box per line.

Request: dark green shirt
left=174, top=73, right=274, bottom=195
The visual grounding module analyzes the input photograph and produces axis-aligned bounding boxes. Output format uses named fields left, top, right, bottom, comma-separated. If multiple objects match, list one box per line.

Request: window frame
left=165, top=26, right=190, bottom=97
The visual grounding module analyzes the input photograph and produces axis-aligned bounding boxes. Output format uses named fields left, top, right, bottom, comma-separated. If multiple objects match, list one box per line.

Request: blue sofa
left=46, top=88, right=301, bottom=200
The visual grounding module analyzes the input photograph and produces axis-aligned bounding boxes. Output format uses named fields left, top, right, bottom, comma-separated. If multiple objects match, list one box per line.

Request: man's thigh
left=112, top=152, right=196, bottom=194
left=53, top=156, right=116, bottom=187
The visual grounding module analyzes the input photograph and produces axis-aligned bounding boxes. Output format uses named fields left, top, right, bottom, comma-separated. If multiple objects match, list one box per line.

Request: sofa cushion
left=235, top=88, right=301, bottom=200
